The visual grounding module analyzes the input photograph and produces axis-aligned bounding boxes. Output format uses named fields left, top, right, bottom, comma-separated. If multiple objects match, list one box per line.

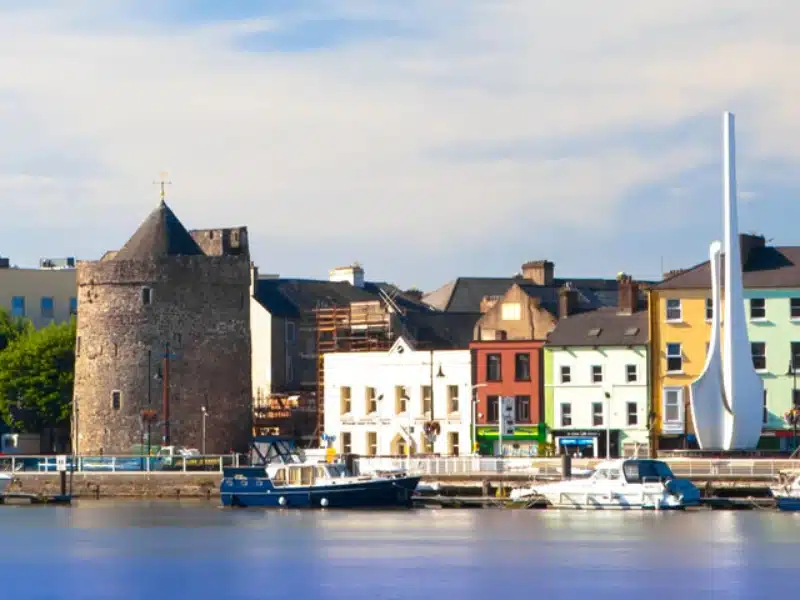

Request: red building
left=469, top=339, right=546, bottom=455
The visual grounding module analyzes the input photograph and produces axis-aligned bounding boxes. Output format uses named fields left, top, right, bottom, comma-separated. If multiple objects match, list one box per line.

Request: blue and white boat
left=220, top=436, right=420, bottom=509
left=773, top=471, right=800, bottom=512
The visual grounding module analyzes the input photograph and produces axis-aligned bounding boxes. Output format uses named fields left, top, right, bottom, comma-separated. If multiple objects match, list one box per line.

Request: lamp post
left=470, top=383, right=488, bottom=456
left=201, top=406, right=209, bottom=455
left=604, top=390, right=612, bottom=459
left=788, top=359, right=798, bottom=451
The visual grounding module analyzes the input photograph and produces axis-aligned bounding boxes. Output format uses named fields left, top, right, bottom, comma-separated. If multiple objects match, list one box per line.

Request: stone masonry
left=72, top=201, right=252, bottom=455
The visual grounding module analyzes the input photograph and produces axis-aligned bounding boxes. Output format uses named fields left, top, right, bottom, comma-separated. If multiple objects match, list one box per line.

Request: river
left=1, top=501, right=798, bottom=599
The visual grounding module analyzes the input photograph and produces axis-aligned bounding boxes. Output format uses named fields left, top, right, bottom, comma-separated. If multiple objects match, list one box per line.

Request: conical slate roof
left=114, top=200, right=204, bottom=261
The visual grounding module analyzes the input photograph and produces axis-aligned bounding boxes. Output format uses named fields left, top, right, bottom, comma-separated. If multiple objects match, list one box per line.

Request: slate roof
left=424, top=276, right=649, bottom=314
left=657, top=246, right=800, bottom=290
left=546, top=307, right=648, bottom=347
left=252, top=278, right=435, bottom=319
left=114, top=200, right=204, bottom=261
left=402, top=311, right=482, bottom=349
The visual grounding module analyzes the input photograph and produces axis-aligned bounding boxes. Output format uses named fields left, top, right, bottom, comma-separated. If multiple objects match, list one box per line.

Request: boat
left=220, top=436, right=421, bottom=509
left=772, top=471, right=800, bottom=511
left=0, top=472, right=11, bottom=495
left=509, top=458, right=702, bottom=510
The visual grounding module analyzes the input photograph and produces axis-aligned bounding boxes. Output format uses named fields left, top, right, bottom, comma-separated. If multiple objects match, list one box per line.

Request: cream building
left=0, top=257, right=78, bottom=328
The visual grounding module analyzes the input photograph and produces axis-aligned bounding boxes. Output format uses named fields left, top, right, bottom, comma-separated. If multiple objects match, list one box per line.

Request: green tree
left=0, top=307, right=32, bottom=352
left=0, top=319, right=76, bottom=432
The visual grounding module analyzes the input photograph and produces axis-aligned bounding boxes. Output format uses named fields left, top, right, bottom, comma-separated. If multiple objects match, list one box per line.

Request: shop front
left=475, top=424, right=548, bottom=456
left=550, top=429, right=622, bottom=458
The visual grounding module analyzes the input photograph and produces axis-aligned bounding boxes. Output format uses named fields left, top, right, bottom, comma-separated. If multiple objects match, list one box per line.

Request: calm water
left=2, top=500, right=799, bottom=599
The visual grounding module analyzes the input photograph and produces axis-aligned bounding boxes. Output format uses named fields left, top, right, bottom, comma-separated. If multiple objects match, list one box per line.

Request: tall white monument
left=688, top=112, right=764, bottom=450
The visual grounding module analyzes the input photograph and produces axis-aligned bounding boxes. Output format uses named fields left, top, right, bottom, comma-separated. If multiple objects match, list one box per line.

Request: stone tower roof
left=114, top=200, right=205, bottom=261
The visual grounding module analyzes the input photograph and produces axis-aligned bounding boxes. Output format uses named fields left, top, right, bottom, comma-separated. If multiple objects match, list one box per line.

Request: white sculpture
left=688, top=112, right=764, bottom=450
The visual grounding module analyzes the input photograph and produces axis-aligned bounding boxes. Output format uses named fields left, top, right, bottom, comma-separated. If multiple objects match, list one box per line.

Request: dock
left=0, top=492, right=72, bottom=505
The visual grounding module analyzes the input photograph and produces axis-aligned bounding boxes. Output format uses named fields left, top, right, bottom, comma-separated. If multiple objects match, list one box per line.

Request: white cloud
left=0, top=1, right=798, bottom=279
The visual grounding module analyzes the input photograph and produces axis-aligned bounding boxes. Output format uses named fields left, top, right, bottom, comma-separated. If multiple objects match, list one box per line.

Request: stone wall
left=73, top=255, right=253, bottom=456
left=10, top=473, right=222, bottom=498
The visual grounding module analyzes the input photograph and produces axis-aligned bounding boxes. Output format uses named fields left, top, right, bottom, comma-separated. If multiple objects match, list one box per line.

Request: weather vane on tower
left=153, top=171, right=172, bottom=203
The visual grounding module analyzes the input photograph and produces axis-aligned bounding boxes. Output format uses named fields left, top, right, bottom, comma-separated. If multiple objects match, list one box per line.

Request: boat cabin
left=269, top=463, right=352, bottom=487
left=590, top=459, right=675, bottom=484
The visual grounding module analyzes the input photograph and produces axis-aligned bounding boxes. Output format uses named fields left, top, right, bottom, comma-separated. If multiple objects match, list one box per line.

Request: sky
left=1, top=1, right=799, bottom=292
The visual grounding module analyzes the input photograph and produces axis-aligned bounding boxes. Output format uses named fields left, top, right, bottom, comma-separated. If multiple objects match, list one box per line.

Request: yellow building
left=0, top=258, right=77, bottom=328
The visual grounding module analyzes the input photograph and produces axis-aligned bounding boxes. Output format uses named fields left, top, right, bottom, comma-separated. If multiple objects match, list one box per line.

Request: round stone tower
left=72, top=200, right=252, bottom=455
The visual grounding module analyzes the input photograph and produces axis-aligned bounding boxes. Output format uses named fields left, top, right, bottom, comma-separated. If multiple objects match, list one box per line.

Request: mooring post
left=60, top=471, right=67, bottom=497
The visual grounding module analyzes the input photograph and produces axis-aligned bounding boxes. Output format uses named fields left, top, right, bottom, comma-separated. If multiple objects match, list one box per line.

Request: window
left=751, top=342, right=767, bottom=371
left=560, top=365, right=571, bottom=384
left=763, top=390, right=768, bottom=425
left=627, top=402, right=638, bottom=426
left=366, top=432, right=378, bottom=456
left=750, top=298, right=766, bottom=320
left=341, top=432, right=352, bottom=454
left=792, top=298, right=800, bottom=320
left=285, top=321, right=296, bottom=343
left=705, top=298, right=713, bottom=321
left=394, top=386, right=407, bottom=414
left=665, top=298, right=681, bottom=322
left=447, top=385, right=459, bottom=413
left=11, top=296, right=25, bottom=317
left=112, top=343, right=118, bottom=358
left=142, top=287, right=152, bottom=305
left=69, top=296, right=78, bottom=316
left=666, top=343, right=682, bottom=373
left=486, top=354, right=502, bottom=381
left=340, top=386, right=352, bottom=414
left=285, top=356, right=293, bottom=382
left=501, top=303, right=521, bottom=321
left=588, top=328, right=602, bottom=338
left=111, top=390, right=121, bottom=411
left=515, top=395, right=531, bottom=422
left=76, top=336, right=81, bottom=357
left=626, top=364, right=638, bottom=383
left=591, top=365, right=603, bottom=383
left=366, top=387, right=377, bottom=413
left=40, top=297, right=55, bottom=319
left=448, top=432, right=460, bottom=456
left=487, top=395, right=500, bottom=423
left=592, top=402, right=604, bottom=426
left=792, top=342, right=800, bottom=371
left=422, top=385, right=432, bottom=415
left=514, top=353, right=531, bottom=381
left=663, top=389, right=682, bottom=423
left=560, top=403, right=572, bottom=427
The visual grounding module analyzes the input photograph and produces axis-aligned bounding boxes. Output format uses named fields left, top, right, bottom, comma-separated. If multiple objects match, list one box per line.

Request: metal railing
left=0, top=454, right=242, bottom=474
left=354, top=456, right=800, bottom=479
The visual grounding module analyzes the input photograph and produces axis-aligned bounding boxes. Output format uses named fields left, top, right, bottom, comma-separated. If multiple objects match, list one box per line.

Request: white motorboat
left=772, top=471, right=800, bottom=512
left=509, top=458, right=702, bottom=510
left=0, top=472, right=12, bottom=495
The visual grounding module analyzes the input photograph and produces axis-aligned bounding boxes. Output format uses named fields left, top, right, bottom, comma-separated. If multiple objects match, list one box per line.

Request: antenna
left=153, top=171, right=172, bottom=203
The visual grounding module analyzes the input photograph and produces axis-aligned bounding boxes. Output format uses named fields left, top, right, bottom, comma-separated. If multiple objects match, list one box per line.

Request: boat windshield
left=623, top=460, right=674, bottom=484
left=325, top=464, right=350, bottom=478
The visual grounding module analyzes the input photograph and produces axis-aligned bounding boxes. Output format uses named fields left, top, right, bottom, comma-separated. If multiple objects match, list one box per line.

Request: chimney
left=403, top=288, right=424, bottom=302
left=558, top=284, right=579, bottom=319
left=739, top=233, right=765, bottom=268
left=663, top=268, right=686, bottom=280
left=329, top=263, right=365, bottom=288
left=521, top=260, right=554, bottom=286
left=0, top=257, right=9, bottom=269
left=617, top=273, right=639, bottom=315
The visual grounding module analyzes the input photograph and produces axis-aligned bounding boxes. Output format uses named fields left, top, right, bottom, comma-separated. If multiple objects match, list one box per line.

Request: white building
left=546, top=278, right=650, bottom=458
left=323, top=336, right=472, bottom=456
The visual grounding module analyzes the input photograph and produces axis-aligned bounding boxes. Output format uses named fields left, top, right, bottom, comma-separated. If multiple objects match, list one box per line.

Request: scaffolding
left=252, top=392, right=317, bottom=444
left=313, top=301, right=395, bottom=443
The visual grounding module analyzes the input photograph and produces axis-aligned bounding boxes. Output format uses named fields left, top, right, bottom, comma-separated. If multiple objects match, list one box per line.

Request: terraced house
left=650, top=234, right=800, bottom=451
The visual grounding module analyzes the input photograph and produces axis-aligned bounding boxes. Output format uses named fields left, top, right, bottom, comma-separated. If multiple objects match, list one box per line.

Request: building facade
left=0, top=257, right=77, bottom=328
left=545, top=276, right=650, bottom=458
left=651, top=235, right=800, bottom=451
left=323, top=337, right=472, bottom=456
left=72, top=200, right=252, bottom=455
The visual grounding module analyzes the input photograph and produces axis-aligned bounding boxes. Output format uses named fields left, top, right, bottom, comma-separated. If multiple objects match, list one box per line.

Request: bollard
left=60, top=471, right=67, bottom=496
left=561, top=453, right=572, bottom=480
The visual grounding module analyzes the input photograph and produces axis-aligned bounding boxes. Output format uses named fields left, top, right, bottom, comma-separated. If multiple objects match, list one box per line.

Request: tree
left=0, top=318, right=76, bottom=432
left=0, top=308, right=32, bottom=352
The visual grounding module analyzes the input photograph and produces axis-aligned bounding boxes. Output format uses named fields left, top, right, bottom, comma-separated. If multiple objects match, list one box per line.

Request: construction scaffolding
left=252, top=392, right=317, bottom=444
left=313, top=300, right=396, bottom=443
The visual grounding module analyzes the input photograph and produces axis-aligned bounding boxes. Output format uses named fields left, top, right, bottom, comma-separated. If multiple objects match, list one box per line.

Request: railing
left=354, top=457, right=800, bottom=479
left=0, top=454, right=243, bottom=474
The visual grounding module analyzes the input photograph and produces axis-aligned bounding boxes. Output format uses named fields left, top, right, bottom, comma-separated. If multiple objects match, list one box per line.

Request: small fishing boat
left=0, top=472, right=11, bottom=495
left=220, top=436, right=420, bottom=509
left=772, top=471, right=800, bottom=512
left=509, top=458, right=701, bottom=510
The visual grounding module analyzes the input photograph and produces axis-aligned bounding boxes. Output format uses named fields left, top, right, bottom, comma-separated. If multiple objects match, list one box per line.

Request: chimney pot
left=617, top=274, right=638, bottom=314
left=558, top=285, right=579, bottom=318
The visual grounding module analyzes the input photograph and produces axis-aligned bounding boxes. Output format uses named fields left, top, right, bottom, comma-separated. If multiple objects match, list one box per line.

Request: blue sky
left=1, top=1, right=799, bottom=292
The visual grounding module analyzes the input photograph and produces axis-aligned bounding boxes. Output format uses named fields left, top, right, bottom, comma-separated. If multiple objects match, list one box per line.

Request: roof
left=424, top=276, right=647, bottom=314
left=657, top=246, right=800, bottom=290
left=545, top=307, right=648, bottom=347
left=402, top=311, right=482, bottom=349
left=253, top=278, right=435, bottom=319
left=114, top=200, right=204, bottom=261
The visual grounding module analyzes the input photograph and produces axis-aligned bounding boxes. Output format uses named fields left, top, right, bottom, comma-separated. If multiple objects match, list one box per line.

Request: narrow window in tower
left=142, top=287, right=153, bottom=305
left=113, top=343, right=118, bottom=358
left=111, top=390, right=122, bottom=410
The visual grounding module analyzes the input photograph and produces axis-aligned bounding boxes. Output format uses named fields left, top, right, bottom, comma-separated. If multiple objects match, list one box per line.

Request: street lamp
left=604, top=390, right=612, bottom=459
left=470, top=383, right=488, bottom=456
left=201, top=406, right=209, bottom=455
